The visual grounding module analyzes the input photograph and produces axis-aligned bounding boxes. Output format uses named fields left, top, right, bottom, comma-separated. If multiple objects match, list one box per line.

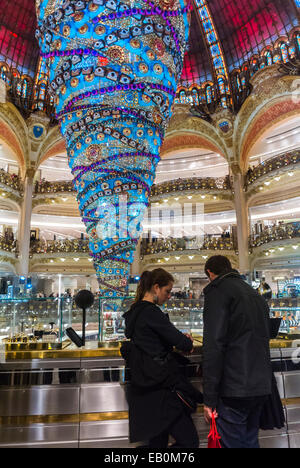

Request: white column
left=232, top=172, right=250, bottom=274
left=17, top=171, right=34, bottom=277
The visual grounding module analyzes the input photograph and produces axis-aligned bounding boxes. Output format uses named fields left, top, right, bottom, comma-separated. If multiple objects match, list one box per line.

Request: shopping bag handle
left=208, top=413, right=221, bottom=441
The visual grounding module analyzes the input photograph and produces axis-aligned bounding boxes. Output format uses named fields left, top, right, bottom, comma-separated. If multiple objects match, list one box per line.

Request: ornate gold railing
left=245, top=150, right=300, bottom=188
left=30, top=239, right=90, bottom=255
left=249, top=222, right=300, bottom=249
left=0, top=169, right=23, bottom=193
left=141, top=235, right=235, bottom=257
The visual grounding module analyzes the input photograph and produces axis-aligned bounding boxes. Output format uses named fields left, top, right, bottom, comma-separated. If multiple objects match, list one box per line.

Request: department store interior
left=0, top=0, right=299, bottom=449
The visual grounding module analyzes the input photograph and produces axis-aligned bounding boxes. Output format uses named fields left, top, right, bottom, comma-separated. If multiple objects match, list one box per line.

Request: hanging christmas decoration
left=35, top=0, right=191, bottom=297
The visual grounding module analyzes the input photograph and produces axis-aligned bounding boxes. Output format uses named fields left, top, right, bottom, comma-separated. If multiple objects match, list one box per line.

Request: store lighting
left=201, top=195, right=206, bottom=199
left=288, top=172, right=294, bottom=176
left=187, top=196, right=193, bottom=199
left=73, top=258, right=79, bottom=262
left=264, top=181, right=271, bottom=186
left=292, top=246, right=299, bottom=250
left=278, top=247, right=285, bottom=251
left=60, top=258, right=66, bottom=262
left=175, top=256, right=181, bottom=260
left=275, top=177, right=281, bottom=181
left=189, top=255, right=194, bottom=260
left=164, top=257, right=170, bottom=261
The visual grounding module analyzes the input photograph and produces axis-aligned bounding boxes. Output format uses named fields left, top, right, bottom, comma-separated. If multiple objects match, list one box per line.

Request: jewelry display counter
left=0, top=342, right=300, bottom=448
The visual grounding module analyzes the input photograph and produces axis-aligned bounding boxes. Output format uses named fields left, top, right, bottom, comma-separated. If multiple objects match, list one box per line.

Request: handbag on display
left=207, top=414, right=222, bottom=449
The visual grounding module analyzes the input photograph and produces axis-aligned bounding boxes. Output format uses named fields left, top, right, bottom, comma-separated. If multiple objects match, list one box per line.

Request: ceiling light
left=202, top=255, right=208, bottom=259
left=288, top=172, right=294, bottom=177
left=164, top=199, right=168, bottom=203
left=187, top=196, right=193, bottom=199
left=189, top=255, right=194, bottom=260
left=73, top=258, right=79, bottom=262
left=175, top=256, right=181, bottom=260
left=278, top=247, right=285, bottom=251
left=174, top=197, right=179, bottom=201
left=275, top=177, right=281, bottom=181
left=264, top=181, right=270, bottom=186
left=201, top=195, right=206, bottom=199
left=164, top=257, right=170, bottom=261
left=292, top=246, right=299, bottom=250
left=60, top=258, right=65, bottom=262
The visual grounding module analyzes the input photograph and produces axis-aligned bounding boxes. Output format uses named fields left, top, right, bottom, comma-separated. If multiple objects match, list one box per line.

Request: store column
left=18, top=169, right=34, bottom=277
left=231, top=165, right=250, bottom=274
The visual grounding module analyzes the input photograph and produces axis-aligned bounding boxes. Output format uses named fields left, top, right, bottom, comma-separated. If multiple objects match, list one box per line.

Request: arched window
left=265, top=50, right=273, bottom=66
left=250, top=59, right=259, bottom=75
left=0, top=65, right=9, bottom=83
left=235, top=74, right=242, bottom=92
left=217, top=76, right=226, bottom=95
left=280, top=43, right=289, bottom=63
left=22, top=79, right=28, bottom=98
left=16, top=81, right=22, bottom=96
left=295, top=33, right=300, bottom=54
left=36, top=81, right=47, bottom=110
left=191, top=88, right=199, bottom=106
left=206, top=85, right=213, bottom=104
left=179, top=90, right=187, bottom=104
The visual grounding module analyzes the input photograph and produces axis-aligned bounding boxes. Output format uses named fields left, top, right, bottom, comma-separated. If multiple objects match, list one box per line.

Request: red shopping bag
left=207, top=414, right=222, bottom=448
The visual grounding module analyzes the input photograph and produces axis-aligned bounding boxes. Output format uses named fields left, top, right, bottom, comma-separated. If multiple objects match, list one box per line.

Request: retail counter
left=0, top=343, right=300, bottom=448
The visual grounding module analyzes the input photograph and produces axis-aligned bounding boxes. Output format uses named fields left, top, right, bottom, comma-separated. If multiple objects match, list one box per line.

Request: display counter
left=0, top=343, right=300, bottom=448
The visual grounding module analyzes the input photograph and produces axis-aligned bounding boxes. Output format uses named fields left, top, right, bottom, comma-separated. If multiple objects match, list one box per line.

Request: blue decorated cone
left=35, top=0, right=191, bottom=297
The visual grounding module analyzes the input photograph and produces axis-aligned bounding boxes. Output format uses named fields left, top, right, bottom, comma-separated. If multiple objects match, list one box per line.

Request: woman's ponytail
left=134, top=270, right=152, bottom=303
left=134, top=268, right=174, bottom=303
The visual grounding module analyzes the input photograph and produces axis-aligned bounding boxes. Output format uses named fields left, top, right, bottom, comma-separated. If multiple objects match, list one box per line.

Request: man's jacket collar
left=203, top=271, right=242, bottom=295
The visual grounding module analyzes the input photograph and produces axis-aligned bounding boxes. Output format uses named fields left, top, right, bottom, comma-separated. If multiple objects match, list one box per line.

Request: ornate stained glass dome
left=0, top=0, right=299, bottom=114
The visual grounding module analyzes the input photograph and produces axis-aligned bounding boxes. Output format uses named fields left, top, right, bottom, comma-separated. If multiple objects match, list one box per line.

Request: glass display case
left=1, top=297, right=300, bottom=346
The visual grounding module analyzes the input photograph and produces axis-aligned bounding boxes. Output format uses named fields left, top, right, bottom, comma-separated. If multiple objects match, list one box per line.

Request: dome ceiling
left=0, top=0, right=298, bottom=84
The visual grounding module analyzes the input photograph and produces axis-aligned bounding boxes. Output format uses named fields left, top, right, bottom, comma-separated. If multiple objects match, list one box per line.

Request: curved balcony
left=30, top=239, right=90, bottom=255
left=0, top=169, right=23, bottom=196
left=151, top=176, right=232, bottom=201
left=249, top=222, right=300, bottom=249
left=34, top=176, right=232, bottom=202
left=245, top=150, right=300, bottom=190
left=0, top=236, right=18, bottom=254
left=141, top=235, right=236, bottom=257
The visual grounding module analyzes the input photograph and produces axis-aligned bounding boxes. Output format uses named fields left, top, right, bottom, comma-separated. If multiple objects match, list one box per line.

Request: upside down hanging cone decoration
left=35, top=0, right=191, bottom=297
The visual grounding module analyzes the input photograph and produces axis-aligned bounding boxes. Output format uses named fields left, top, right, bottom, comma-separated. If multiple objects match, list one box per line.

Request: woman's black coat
left=123, top=300, right=194, bottom=443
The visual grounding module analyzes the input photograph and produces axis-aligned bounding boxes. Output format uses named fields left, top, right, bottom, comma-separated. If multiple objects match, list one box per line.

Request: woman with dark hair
left=123, top=268, right=200, bottom=448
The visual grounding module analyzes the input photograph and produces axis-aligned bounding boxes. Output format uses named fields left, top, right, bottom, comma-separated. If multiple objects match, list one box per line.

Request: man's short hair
left=205, top=255, right=233, bottom=277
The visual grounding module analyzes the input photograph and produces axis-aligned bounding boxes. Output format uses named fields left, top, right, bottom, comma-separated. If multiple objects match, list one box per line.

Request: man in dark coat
left=202, top=255, right=272, bottom=448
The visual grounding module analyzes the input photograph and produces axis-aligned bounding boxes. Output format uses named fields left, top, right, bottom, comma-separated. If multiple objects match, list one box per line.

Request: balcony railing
left=245, top=150, right=300, bottom=188
left=151, top=176, right=231, bottom=197
left=249, top=222, right=300, bottom=249
left=30, top=239, right=90, bottom=255
left=141, top=235, right=236, bottom=256
left=0, top=169, right=23, bottom=193
left=34, top=175, right=232, bottom=198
